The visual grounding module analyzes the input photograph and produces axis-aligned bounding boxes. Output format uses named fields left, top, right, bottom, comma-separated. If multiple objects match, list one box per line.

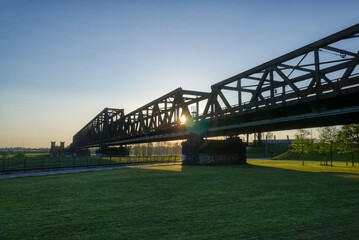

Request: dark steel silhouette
left=71, top=24, right=359, bottom=150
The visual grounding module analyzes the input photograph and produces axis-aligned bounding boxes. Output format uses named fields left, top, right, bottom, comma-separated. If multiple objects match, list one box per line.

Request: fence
left=0, top=155, right=181, bottom=173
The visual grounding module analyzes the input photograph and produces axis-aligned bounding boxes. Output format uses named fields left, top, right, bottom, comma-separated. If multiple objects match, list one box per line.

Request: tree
left=14, top=152, right=26, bottom=159
left=291, top=129, right=313, bottom=166
left=141, top=144, right=147, bottom=157
left=147, top=143, right=153, bottom=157
left=339, top=124, right=359, bottom=166
left=1, top=151, right=10, bottom=159
left=317, top=126, right=339, bottom=166
left=336, top=130, right=355, bottom=166
left=315, top=137, right=327, bottom=165
left=134, top=145, right=140, bottom=156
left=174, top=142, right=182, bottom=155
left=266, top=132, right=274, bottom=140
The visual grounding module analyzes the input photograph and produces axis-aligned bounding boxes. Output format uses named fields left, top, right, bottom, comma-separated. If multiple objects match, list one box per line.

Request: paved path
left=0, top=162, right=181, bottom=180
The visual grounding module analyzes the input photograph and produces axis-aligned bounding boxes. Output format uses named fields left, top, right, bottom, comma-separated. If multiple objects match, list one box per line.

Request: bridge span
left=70, top=24, right=359, bottom=163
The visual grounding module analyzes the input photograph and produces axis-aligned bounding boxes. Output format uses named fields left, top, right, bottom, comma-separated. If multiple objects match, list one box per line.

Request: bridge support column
left=182, top=136, right=247, bottom=165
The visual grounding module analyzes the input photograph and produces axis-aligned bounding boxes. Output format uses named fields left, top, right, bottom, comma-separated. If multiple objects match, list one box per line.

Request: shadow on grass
left=1, top=163, right=359, bottom=239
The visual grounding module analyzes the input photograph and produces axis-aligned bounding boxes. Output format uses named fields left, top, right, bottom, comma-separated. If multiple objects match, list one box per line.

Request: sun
left=180, top=115, right=187, bottom=124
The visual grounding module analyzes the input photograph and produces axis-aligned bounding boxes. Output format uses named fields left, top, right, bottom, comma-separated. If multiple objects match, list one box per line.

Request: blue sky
left=0, top=0, right=358, bottom=148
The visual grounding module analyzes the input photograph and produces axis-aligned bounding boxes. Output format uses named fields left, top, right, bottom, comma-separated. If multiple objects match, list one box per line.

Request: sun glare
left=180, top=115, right=187, bottom=124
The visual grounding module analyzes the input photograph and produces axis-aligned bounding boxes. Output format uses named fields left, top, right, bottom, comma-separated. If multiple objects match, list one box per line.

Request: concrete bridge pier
left=182, top=135, right=247, bottom=165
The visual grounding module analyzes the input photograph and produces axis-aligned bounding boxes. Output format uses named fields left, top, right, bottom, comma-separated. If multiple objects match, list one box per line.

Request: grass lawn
left=1, top=160, right=359, bottom=239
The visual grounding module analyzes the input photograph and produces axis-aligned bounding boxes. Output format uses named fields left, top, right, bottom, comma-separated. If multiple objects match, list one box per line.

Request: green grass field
left=1, top=160, right=359, bottom=239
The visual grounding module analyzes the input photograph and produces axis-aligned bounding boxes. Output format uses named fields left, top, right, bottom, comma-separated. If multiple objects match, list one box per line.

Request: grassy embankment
left=274, top=150, right=359, bottom=164
left=247, top=143, right=289, bottom=158
left=0, top=153, right=180, bottom=171
left=1, top=160, right=359, bottom=239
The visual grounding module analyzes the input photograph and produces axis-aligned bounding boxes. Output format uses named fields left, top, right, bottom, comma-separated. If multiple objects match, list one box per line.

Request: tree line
left=291, top=124, right=359, bottom=166
left=131, top=142, right=182, bottom=157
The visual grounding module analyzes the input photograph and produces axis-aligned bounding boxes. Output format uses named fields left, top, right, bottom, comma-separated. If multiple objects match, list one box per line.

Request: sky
left=0, top=0, right=358, bottom=148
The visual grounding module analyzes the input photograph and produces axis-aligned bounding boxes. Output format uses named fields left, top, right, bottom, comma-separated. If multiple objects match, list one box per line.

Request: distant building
left=51, top=141, right=56, bottom=151
left=50, top=141, right=66, bottom=157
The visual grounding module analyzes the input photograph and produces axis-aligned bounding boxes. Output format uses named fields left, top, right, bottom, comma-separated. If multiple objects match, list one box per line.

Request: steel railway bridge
left=70, top=24, right=359, bottom=155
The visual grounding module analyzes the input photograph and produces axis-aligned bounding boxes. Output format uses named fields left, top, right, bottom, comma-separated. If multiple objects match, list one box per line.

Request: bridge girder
left=71, top=24, right=359, bottom=149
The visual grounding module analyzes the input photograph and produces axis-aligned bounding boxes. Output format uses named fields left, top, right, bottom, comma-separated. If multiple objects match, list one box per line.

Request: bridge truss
left=71, top=24, right=359, bottom=149
left=203, top=24, right=359, bottom=135
left=72, top=89, right=209, bottom=148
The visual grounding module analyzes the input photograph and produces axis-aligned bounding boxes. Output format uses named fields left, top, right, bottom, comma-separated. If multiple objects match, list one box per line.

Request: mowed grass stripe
left=0, top=160, right=358, bottom=239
